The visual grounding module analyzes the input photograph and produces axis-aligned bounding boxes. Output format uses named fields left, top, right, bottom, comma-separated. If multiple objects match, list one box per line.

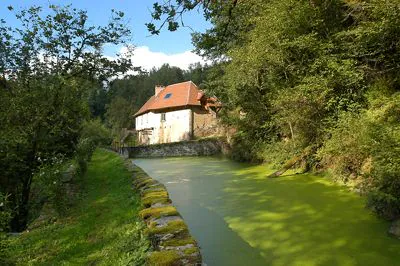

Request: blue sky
left=0, top=0, right=211, bottom=70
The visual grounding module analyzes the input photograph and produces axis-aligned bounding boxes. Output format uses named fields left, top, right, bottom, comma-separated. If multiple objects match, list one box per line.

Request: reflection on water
left=134, top=157, right=400, bottom=266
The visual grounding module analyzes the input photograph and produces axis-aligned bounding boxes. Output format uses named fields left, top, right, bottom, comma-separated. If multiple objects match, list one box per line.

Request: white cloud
left=121, top=45, right=206, bottom=72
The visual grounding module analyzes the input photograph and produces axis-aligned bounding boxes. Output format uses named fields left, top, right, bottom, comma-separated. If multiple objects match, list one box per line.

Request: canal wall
left=122, top=138, right=230, bottom=158
left=126, top=160, right=202, bottom=265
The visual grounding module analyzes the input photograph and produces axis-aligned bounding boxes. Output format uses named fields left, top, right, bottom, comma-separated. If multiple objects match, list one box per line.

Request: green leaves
left=0, top=4, right=133, bottom=231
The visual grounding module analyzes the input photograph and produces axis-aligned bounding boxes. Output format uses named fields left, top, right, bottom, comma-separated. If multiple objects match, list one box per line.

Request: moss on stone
left=131, top=163, right=201, bottom=265
left=183, top=247, right=198, bottom=255
left=132, top=176, right=150, bottom=186
left=147, top=250, right=181, bottom=266
left=134, top=172, right=148, bottom=179
left=140, top=185, right=171, bottom=209
left=142, top=190, right=168, bottom=199
left=141, top=184, right=166, bottom=193
left=136, top=178, right=158, bottom=189
left=147, top=220, right=188, bottom=236
left=139, top=206, right=179, bottom=220
left=142, top=196, right=171, bottom=208
left=160, top=237, right=196, bottom=247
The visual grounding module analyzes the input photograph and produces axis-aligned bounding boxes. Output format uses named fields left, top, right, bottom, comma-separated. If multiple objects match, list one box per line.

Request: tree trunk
left=268, top=146, right=313, bottom=178
left=10, top=172, right=33, bottom=232
left=268, top=155, right=302, bottom=178
left=10, top=137, right=37, bottom=232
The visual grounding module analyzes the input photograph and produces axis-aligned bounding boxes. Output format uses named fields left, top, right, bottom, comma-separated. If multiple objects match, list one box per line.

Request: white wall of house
left=135, top=109, right=191, bottom=144
left=135, top=112, right=160, bottom=131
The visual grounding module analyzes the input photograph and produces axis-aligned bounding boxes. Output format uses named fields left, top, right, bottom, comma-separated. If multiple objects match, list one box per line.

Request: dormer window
left=164, top=93, right=172, bottom=99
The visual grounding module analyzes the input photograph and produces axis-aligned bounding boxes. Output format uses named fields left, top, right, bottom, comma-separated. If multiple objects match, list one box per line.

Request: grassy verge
left=8, top=149, right=150, bottom=265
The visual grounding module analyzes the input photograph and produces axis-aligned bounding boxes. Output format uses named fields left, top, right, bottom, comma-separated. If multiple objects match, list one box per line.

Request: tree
left=149, top=0, right=400, bottom=219
left=105, top=96, right=134, bottom=137
left=88, top=85, right=109, bottom=120
left=183, top=62, right=211, bottom=87
left=0, top=5, right=133, bottom=231
left=147, top=0, right=256, bottom=60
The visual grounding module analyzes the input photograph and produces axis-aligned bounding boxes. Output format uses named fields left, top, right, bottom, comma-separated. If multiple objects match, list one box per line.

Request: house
left=134, top=81, right=221, bottom=145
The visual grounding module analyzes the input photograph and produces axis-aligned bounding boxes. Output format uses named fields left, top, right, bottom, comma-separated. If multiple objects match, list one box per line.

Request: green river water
left=133, top=156, right=400, bottom=266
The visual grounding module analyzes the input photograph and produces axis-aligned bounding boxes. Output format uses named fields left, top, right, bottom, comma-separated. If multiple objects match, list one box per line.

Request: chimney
left=155, top=85, right=165, bottom=96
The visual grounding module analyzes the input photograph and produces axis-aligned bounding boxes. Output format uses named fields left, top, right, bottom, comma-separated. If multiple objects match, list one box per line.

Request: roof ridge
left=166, top=80, right=192, bottom=87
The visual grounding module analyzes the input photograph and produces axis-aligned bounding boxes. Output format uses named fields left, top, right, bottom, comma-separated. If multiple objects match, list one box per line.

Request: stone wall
left=192, top=106, right=219, bottom=138
left=129, top=162, right=202, bottom=265
left=123, top=138, right=228, bottom=158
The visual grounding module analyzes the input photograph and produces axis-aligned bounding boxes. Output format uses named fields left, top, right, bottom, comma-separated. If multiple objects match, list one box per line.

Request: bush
left=317, top=112, right=370, bottom=181
left=0, top=233, right=12, bottom=265
left=366, top=108, right=400, bottom=220
left=29, top=146, right=94, bottom=220
left=0, top=192, right=13, bottom=265
left=29, top=156, right=71, bottom=218
left=318, top=92, right=400, bottom=220
left=230, top=132, right=264, bottom=162
left=80, top=119, right=112, bottom=147
left=367, top=191, right=400, bottom=221
left=0, top=192, right=12, bottom=232
left=75, top=138, right=96, bottom=173
left=28, top=121, right=106, bottom=222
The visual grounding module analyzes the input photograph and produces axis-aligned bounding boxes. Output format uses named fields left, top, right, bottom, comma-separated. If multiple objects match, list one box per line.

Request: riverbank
left=130, top=163, right=202, bottom=265
left=8, top=149, right=150, bottom=265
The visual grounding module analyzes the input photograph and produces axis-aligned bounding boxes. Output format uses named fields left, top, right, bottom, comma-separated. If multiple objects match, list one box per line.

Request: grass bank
left=8, top=149, right=150, bottom=265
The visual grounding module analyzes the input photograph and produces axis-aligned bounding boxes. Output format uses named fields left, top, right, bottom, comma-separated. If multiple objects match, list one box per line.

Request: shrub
left=317, top=112, right=370, bottom=181
left=366, top=110, right=400, bottom=220
left=75, top=138, right=96, bottom=173
left=230, top=131, right=266, bottom=162
left=318, top=92, right=400, bottom=220
left=80, top=119, right=112, bottom=147
left=367, top=191, right=400, bottom=221
left=0, top=233, right=12, bottom=265
left=28, top=121, right=106, bottom=222
left=0, top=192, right=12, bottom=232
left=0, top=193, right=13, bottom=265
left=29, top=156, right=72, bottom=218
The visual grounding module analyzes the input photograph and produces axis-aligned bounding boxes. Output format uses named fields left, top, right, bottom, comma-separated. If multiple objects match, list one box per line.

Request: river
left=133, top=156, right=400, bottom=266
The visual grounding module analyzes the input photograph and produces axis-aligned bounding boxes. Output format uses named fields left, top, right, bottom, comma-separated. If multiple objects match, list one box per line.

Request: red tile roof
left=134, top=81, right=204, bottom=117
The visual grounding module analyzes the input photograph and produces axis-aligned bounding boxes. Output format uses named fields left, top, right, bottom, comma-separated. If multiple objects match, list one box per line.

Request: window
left=161, top=113, right=166, bottom=122
left=164, top=93, right=172, bottom=99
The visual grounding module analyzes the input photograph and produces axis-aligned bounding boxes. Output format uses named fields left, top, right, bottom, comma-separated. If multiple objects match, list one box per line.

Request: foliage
left=150, top=0, right=400, bottom=220
left=80, top=119, right=112, bottom=147
left=0, top=5, right=132, bottom=231
left=317, top=112, right=370, bottom=180
left=75, top=137, right=96, bottom=173
left=29, top=133, right=101, bottom=221
left=0, top=193, right=12, bottom=265
left=29, top=155, right=70, bottom=218
left=319, top=91, right=400, bottom=219
left=105, top=96, right=134, bottom=138
left=0, top=192, right=12, bottom=232
left=0, top=233, right=12, bottom=266
left=88, top=84, right=110, bottom=120
left=8, top=150, right=151, bottom=265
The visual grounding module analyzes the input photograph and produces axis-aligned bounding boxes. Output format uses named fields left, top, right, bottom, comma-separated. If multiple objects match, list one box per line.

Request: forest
left=1, top=0, right=400, bottom=264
